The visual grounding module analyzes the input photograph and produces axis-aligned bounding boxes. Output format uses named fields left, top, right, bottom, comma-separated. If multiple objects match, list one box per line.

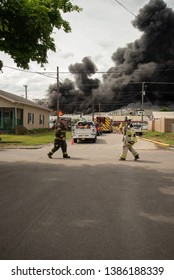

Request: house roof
left=0, top=89, right=51, bottom=111
left=152, top=111, right=174, bottom=119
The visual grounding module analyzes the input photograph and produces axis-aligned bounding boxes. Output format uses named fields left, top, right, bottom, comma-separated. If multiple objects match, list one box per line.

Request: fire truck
left=95, top=116, right=113, bottom=133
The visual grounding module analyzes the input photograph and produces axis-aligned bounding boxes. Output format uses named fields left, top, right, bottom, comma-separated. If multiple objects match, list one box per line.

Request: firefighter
left=119, top=116, right=139, bottom=161
left=47, top=124, right=70, bottom=159
left=118, top=122, right=123, bottom=134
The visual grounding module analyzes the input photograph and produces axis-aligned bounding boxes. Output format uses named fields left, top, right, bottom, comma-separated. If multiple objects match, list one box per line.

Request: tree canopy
left=0, top=0, right=82, bottom=69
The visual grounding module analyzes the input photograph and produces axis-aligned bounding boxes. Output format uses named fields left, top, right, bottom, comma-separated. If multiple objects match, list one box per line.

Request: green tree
left=0, top=0, right=82, bottom=69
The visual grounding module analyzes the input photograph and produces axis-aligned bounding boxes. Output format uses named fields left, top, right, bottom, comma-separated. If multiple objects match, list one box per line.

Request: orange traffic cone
left=71, top=138, right=74, bottom=145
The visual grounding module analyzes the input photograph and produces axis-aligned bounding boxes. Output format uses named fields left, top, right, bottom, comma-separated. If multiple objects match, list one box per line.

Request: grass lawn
left=0, top=130, right=173, bottom=147
left=142, top=131, right=174, bottom=146
left=0, top=131, right=72, bottom=146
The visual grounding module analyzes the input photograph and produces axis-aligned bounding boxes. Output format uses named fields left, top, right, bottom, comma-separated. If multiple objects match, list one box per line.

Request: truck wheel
left=74, top=139, right=77, bottom=143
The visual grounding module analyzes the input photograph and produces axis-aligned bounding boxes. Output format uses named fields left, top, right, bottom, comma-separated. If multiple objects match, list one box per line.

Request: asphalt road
left=0, top=133, right=174, bottom=260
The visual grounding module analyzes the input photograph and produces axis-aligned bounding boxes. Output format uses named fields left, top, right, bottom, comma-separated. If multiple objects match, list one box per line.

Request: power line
left=5, top=65, right=174, bottom=87
left=3, top=65, right=56, bottom=79
left=113, top=0, right=138, bottom=18
left=4, top=65, right=174, bottom=75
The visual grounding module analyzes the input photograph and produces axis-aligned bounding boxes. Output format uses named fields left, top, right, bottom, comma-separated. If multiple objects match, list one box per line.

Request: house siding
left=22, top=104, right=49, bottom=129
left=0, top=95, right=50, bottom=131
left=0, top=97, right=14, bottom=107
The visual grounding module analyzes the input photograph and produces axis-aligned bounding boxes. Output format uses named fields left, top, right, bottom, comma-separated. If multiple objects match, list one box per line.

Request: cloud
left=60, top=52, right=74, bottom=59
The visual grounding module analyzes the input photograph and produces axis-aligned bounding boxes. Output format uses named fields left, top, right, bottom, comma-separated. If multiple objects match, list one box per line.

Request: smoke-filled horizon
left=47, top=0, right=174, bottom=113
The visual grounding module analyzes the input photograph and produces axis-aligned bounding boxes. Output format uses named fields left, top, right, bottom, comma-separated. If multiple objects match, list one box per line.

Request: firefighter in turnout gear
left=47, top=124, right=70, bottom=159
left=119, top=116, right=139, bottom=161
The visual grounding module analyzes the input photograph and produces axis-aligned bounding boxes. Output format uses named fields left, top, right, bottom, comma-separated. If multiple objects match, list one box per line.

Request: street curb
left=139, top=137, right=174, bottom=150
left=0, top=145, right=43, bottom=149
left=0, top=143, right=53, bottom=149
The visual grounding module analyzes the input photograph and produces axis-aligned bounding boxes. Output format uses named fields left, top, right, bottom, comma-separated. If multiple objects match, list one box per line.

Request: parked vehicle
left=95, top=116, right=113, bottom=133
left=72, top=121, right=97, bottom=143
left=132, top=123, right=143, bottom=135
left=142, top=123, right=148, bottom=130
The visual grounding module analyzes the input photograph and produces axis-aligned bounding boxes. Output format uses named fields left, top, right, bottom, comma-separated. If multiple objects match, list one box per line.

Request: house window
left=28, top=113, right=34, bottom=124
left=39, top=114, right=45, bottom=125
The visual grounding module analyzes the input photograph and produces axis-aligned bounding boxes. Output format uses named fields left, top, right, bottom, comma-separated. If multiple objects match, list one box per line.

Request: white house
left=0, top=90, right=51, bottom=132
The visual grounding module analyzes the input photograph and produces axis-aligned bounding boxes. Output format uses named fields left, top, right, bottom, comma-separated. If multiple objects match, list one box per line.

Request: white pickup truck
left=72, top=121, right=97, bottom=143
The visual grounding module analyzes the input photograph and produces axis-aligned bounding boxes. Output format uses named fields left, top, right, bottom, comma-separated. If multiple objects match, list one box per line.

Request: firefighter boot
left=134, top=154, right=139, bottom=161
left=47, top=152, right=53, bottom=159
left=63, top=153, right=70, bottom=159
left=119, top=157, right=126, bottom=161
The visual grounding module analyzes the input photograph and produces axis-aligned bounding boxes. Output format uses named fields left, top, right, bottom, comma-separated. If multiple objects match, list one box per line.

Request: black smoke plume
left=47, top=0, right=174, bottom=113
left=47, top=57, right=100, bottom=114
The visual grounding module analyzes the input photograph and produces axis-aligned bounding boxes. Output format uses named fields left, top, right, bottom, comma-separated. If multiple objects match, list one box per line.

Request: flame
left=58, top=111, right=63, bottom=116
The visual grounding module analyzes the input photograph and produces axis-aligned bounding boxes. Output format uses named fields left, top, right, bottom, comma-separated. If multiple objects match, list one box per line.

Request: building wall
left=19, top=104, right=50, bottom=129
left=149, top=118, right=174, bottom=132
left=113, top=115, right=149, bottom=122
left=0, top=97, right=14, bottom=107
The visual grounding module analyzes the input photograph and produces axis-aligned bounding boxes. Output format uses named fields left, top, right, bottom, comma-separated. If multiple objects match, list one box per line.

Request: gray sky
left=0, top=0, right=174, bottom=100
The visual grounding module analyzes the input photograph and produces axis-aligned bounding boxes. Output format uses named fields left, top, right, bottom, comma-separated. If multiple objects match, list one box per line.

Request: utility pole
left=92, top=98, right=94, bottom=121
left=141, top=82, right=145, bottom=130
left=57, top=66, right=60, bottom=124
left=23, top=85, right=28, bottom=99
